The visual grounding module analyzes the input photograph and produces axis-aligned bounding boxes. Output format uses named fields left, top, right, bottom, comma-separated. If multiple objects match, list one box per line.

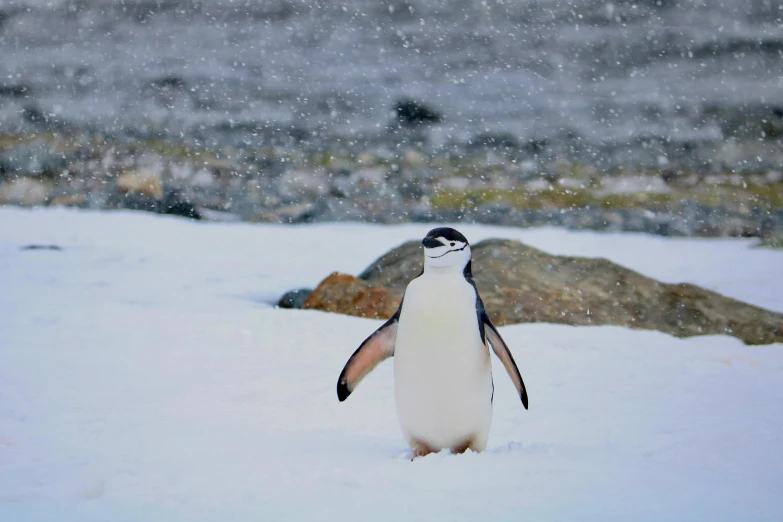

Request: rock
left=0, top=10, right=10, bottom=30
left=21, top=105, right=66, bottom=130
left=20, top=244, right=62, bottom=251
left=759, top=212, right=783, bottom=238
left=276, top=202, right=321, bottom=224
left=394, top=98, right=443, bottom=126
left=0, top=83, right=32, bottom=98
left=356, top=152, right=376, bottom=165
left=189, top=169, right=215, bottom=188
left=754, top=235, right=783, bottom=249
left=766, top=170, right=783, bottom=183
left=475, top=201, right=512, bottom=223
left=439, top=177, right=471, bottom=190
left=107, top=186, right=200, bottom=220
left=277, top=288, right=312, bottom=309
left=49, top=194, right=86, bottom=207
left=0, top=178, right=52, bottom=205
left=251, top=210, right=284, bottom=223
left=403, top=149, right=428, bottom=168
left=321, top=198, right=371, bottom=222
left=337, top=169, right=402, bottom=203
left=0, top=140, right=69, bottom=176
left=302, top=272, right=401, bottom=320
left=332, top=168, right=389, bottom=198
left=523, top=139, right=548, bottom=154
left=351, top=167, right=386, bottom=186
left=116, top=170, right=163, bottom=198
left=602, top=175, right=671, bottom=195
left=398, top=181, right=424, bottom=201
left=170, top=163, right=195, bottom=181
left=525, top=178, right=552, bottom=192
left=277, top=168, right=329, bottom=202
left=111, top=191, right=158, bottom=213
left=161, top=190, right=201, bottom=219
left=469, top=131, right=519, bottom=150
left=148, top=76, right=187, bottom=92
left=197, top=208, right=241, bottom=222
left=352, top=239, right=783, bottom=345
left=331, top=176, right=357, bottom=198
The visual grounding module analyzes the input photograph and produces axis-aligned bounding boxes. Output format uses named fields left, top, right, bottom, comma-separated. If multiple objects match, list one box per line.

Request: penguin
left=336, top=227, right=528, bottom=457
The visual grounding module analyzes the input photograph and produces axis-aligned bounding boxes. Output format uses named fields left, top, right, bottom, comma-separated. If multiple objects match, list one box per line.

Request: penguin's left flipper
left=336, top=308, right=400, bottom=402
left=483, top=314, right=529, bottom=410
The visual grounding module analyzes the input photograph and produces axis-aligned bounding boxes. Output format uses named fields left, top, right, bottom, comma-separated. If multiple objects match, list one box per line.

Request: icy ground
left=1, top=207, right=782, bottom=522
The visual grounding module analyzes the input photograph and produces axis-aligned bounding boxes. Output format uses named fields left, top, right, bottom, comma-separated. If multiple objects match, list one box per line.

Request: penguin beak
left=422, top=237, right=443, bottom=249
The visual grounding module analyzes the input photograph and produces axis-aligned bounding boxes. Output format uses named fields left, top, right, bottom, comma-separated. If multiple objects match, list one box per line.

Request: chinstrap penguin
left=336, top=227, right=528, bottom=457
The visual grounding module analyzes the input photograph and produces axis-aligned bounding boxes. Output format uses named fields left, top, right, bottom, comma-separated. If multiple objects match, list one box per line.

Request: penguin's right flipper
left=336, top=307, right=400, bottom=402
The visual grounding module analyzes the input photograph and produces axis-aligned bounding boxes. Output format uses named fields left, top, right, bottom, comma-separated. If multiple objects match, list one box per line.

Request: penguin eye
left=450, top=242, right=455, bottom=247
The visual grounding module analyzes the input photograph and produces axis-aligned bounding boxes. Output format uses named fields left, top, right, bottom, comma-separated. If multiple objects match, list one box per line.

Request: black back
left=462, top=260, right=487, bottom=343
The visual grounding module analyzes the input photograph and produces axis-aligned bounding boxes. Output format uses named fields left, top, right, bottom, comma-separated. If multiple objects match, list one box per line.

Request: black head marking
left=422, top=237, right=444, bottom=249
left=463, top=268, right=485, bottom=343
left=423, top=227, right=469, bottom=245
left=426, top=243, right=469, bottom=258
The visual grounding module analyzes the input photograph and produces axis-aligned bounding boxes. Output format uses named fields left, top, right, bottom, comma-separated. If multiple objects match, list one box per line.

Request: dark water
left=1, top=0, right=781, bottom=166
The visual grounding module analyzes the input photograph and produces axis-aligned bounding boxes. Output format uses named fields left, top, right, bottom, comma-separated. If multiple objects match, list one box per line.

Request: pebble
left=0, top=178, right=52, bottom=205
left=276, top=202, right=321, bottom=224
left=277, top=288, right=313, bottom=309
left=0, top=139, right=69, bottom=176
left=116, top=170, right=164, bottom=198
left=277, top=169, right=329, bottom=202
left=50, top=194, right=87, bottom=207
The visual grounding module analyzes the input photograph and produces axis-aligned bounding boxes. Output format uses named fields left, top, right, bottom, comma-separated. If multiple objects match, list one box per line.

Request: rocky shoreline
left=1, top=131, right=782, bottom=241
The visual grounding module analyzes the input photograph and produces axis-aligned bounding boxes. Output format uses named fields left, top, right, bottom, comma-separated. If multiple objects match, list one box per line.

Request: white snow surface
left=1, top=207, right=782, bottom=522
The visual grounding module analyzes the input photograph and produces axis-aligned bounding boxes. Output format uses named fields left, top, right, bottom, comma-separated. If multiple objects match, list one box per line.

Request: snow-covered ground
left=1, top=207, right=781, bottom=522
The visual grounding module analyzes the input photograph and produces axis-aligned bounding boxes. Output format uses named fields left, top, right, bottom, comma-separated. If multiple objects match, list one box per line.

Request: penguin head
left=421, top=227, right=471, bottom=270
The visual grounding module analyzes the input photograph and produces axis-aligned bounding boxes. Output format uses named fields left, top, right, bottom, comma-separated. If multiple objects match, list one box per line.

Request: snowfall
left=1, top=206, right=781, bottom=522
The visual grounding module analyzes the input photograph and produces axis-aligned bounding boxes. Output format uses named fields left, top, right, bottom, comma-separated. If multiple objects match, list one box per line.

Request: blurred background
left=0, top=0, right=781, bottom=241
left=2, top=4, right=783, bottom=517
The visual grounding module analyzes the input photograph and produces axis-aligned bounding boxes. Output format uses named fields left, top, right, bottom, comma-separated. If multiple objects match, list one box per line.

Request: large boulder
left=302, top=272, right=401, bottom=320
left=301, top=239, right=783, bottom=346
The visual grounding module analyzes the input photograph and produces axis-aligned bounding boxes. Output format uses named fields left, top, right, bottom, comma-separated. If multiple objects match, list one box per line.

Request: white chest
left=395, top=272, right=482, bottom=354
left=392, top=270, right=493, bottom=450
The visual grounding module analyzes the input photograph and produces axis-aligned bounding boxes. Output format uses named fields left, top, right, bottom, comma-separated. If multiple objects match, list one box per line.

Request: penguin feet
left=407, top=437, right=479, bottom=459
left=408, top=439, right=434, bottom=460
left=449, top=437, right=475, bottom=455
